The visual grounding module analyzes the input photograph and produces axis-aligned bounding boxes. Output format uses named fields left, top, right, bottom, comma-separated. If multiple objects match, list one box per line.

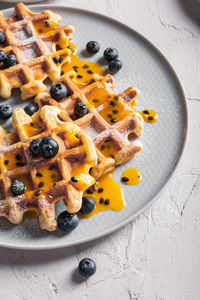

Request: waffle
left=35, top=71, right=144, bottom=179
left=0, top=105, right=97, bottom=231
left=0, top=3, right=74, bottom=100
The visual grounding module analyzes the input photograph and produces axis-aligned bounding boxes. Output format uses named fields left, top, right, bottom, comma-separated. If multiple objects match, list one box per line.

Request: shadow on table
left=0, top=231, right=115, bottom=285
left=179, top=0, right=200, bottom=26
left=0, top=229, right=116, bottom=264
left=0, top=229, right=119, bottom=283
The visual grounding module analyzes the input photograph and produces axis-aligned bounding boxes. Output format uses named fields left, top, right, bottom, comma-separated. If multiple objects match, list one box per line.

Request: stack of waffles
left=0, top=3, right=144, bottom=231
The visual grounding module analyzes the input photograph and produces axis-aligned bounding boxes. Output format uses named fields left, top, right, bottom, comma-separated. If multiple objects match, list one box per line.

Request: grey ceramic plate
left=0, top=5, right=188, bottom=250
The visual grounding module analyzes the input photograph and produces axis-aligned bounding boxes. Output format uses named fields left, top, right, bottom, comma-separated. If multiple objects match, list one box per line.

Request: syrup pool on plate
left=139, top=109, right=158, bottom=123
left=78, top=173, right=125, bottom=218
left=121, top=168, right=142, bottom=185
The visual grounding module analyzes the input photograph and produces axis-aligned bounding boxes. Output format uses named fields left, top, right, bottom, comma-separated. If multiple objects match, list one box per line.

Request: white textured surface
left=0, top=0, right=199, bottom=299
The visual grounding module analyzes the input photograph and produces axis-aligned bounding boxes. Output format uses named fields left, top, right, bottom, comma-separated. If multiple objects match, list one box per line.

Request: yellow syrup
left=97, top=138, right=118, bottom=159
left=22, top=165, right=61, bottom=203
left=86, top=91, right=134, bottom=125
left=70, top=163, right=96, bottom=192
left=25, top=211, right=37, bottom=219
left=121, top=168, right=141, bottom=185
left=34, top=20, right=59, bottom=34
left=86, top=87, right=111, bottom=107
left=33, top=165, right=61, bottom=191
left=139, top=109, right=158, bottom=123
left=99, top=97, right=133, bottom=125
left=1, top=151, right=25, bottom=172
left=23, top=122, right=43, bottom=137
left=61, top=54, right=105, bottom=83
left=79, top=173, right=125, bottom=218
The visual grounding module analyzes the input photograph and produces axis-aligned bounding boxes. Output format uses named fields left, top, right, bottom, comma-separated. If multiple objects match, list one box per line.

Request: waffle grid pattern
left=35, top=71, right=144, bottom=179
left=0, top=3, right=74, bottom=100
left=0, top=105, right=97, bottom=231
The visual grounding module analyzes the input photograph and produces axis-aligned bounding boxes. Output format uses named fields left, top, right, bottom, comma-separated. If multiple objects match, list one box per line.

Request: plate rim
left=0, top=4, right=188, bottom=250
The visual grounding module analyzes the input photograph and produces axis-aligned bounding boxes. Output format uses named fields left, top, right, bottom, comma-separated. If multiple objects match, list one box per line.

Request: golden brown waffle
left=0, top=3, right=74, bottom=100
left=35, top=71, right=144, bottom=179
left=0, top=105, right=97, bottom=231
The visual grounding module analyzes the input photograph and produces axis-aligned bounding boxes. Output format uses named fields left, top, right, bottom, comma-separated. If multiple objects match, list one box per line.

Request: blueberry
left=30, top=138, right=42, bottom=156
left=0, top=104, right=13, bottom=120
left=11, top=180, right=26, bottom=196
left=108, top=59, right=122, bottom=72
left=0, top=50, right=6, bottom=62
left=39, top=137, right=59, bottom=159
left=24, top=103, right=39, bottom=116
left=79, top=258, right=96, bottom=277
left=50, top=83, right=67, bottom=101
left=57, top=211, right=79, bottom=233
left=0, top=31, right=6, bottom=44
left=104, top=47, right=119, bottom=62
left=74, top=102, right=88, bottom=118
left=80, top=196, right=95, bottom=214
left=86, top=41, right=100, bottom=54
left=3, top=54, right=18, bottom=68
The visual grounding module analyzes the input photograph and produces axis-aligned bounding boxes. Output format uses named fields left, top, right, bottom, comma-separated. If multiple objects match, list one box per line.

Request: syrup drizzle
left=34, top=20, right=59, bottom=34
left=139, top=109, right=158, bottom=123
left=62, top=54, right=105, bottom=83
left=121, top=168, right=141, bottom=185
left=79, top=173, right=125, bottom=218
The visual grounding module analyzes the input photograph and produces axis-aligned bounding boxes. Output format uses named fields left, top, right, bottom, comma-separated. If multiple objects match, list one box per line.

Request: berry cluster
left=30, top=137, right=59, bottom=159
left=86, top=41, right=122, bottom=72
left=0, top=49, right=18, bottom=69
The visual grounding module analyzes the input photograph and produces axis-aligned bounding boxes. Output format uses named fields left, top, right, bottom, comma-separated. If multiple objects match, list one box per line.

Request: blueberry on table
left=11, top=180, right=26, bottom=196
left=57, top=211, right=79, bottom=233
left=0, top=31, right=6, bottom=44
left=50, top=83, right=68, bottom=101
left=79, top=258, right=96, bottom=277
left=3, top=54, right=18, bottom=68
left=74, top=102, right=88, bottom=118
left=0, top=50, right=6, bottom=62
left=104, top=47, right=119, bottom=62
left=108, top=59, right=122, bottom=72
left=24, top=103, right=39, bottom=116
left=0, top=104, right=13, bottom=120
left=86, top=41, right=100, bottom=54
left=30, top=138, right=42, bottom=156
left=39, top=137, right=59, bottom=159
left=80, top=196, right=95, bottom=214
